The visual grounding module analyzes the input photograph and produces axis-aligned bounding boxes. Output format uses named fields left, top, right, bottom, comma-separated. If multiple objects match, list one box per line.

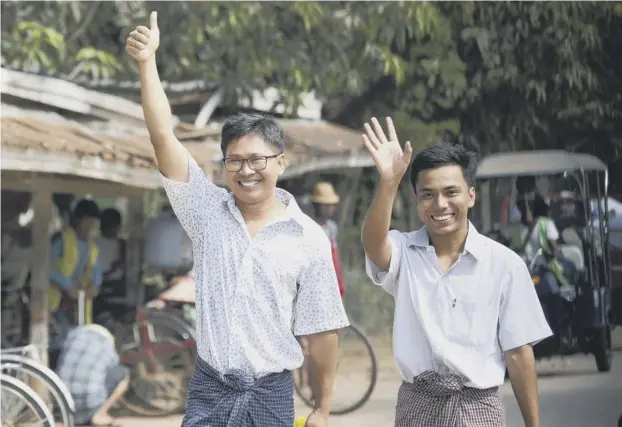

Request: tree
left=1, top=2, right=450, bottom=117
left=444, top=2, right=622, bottom=155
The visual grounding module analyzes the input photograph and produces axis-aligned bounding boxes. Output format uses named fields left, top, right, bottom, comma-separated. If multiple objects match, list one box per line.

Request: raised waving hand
left=362, top=117, right=413, bottom=183
left=125, top=11, right=160, bottom=62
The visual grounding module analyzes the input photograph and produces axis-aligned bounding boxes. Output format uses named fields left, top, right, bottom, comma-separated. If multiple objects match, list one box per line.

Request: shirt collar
left=225, top=188, right=305, bottom=230
left=408, top=221, right=485, bottom=260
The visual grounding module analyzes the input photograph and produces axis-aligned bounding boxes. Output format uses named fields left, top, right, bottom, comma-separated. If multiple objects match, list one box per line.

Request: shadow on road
left=536, top=368, right=598, bottom=378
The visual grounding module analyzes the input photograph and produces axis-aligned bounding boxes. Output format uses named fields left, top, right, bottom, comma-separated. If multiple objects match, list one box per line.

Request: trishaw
left=474, top=150, right=620, bottom=372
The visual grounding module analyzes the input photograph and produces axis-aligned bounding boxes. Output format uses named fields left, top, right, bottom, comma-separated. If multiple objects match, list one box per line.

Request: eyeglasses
left=222, top=154, right=282, bottom=172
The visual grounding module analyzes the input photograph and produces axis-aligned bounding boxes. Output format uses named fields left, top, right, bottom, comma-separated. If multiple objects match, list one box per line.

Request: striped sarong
left=182, top=357, right=295, bottom=427
left=395, top=371, right=505, bottom=427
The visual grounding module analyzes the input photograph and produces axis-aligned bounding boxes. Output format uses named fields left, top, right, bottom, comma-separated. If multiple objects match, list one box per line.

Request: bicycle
left=1, top=373, right=55, bottom=426
left=1, top=345, right=75, bottom=427
left=293, top=322, right=378, bottom=415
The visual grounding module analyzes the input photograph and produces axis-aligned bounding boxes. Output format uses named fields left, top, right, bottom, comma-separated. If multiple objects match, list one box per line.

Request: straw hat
left=311, top=182, right=340, bottom=205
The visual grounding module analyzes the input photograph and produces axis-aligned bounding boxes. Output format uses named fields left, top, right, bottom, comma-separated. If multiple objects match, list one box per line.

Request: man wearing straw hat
left=311, top=182, right=345, bottom=297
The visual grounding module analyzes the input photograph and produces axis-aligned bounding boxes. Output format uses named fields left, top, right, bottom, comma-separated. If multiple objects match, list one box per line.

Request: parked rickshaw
left=474, top=150, right=620, bottom=372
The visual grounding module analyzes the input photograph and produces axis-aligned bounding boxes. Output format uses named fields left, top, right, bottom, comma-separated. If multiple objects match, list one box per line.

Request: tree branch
left=67, top=1, right=101, bottom=44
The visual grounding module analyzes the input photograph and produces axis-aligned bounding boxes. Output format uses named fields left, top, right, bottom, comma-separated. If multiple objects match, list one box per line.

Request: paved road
left=119, top=351, right=622, bottom=427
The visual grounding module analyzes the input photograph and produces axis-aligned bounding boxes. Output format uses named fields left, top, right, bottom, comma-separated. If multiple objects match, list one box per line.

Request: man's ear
left=278, top=154, right=286, bottom=175
left=468, top=187, right=476, bottom=208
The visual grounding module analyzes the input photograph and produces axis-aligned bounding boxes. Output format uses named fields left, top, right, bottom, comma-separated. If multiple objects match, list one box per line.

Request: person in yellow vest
left=49, top=199, right=103, bottom=327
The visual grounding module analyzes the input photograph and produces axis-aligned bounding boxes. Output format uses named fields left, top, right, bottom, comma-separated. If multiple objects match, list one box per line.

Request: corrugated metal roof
left=1, top=111, right=220, bottom=179
left=2, top=116, right=154, bottom=167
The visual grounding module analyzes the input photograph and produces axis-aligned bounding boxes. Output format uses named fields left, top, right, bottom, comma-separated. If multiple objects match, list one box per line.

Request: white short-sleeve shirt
left=365, top=222, right=552, bottom=389
left=161, top=154, right=349, bottom=378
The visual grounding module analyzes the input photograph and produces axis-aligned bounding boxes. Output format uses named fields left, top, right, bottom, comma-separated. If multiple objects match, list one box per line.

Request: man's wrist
left=137, top=55, right=157, bottom=66
left=378, top=176, right=402, bottom=192
left=311, top=406, right=330, bottom=418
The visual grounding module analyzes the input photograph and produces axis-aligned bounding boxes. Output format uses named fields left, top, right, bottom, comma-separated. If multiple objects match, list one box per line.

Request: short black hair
left=532, top=194, right=549, bottom=218
left=100, top=208, right=122, bottom=229
left=220, top=113, right=285, bottom=156
left=410, top=141, right=478, bottom=191
left=73, top=199, right=100, bottom=219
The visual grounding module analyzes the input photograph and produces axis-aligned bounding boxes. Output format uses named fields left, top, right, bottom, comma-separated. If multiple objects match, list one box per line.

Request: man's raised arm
left=361, top=117, right=412, bottom=271
left=126, top=11, right=188, bottom=182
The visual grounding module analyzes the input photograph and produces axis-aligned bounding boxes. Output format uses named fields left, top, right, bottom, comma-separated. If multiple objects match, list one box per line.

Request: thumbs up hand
left=126, top=11, right=160, bottom=62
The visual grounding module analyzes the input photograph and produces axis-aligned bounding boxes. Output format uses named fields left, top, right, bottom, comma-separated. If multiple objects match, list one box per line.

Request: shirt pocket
left=253, top=240, right=302, bottom=305
left=444, top=287, right=494, bottom=349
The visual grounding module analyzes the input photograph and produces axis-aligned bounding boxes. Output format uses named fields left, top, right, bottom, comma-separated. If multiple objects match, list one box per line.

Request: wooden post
left=125, top=195, right=144, bottom=308
left=29, top=186, right=53, bottom=365
left=28, top=185, right=53, bottom=403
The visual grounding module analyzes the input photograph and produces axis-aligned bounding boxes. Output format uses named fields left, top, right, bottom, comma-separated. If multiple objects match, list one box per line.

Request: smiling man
left=126, top=12, right=349, bottom=427
left=361, top=117, right=552, bottom=427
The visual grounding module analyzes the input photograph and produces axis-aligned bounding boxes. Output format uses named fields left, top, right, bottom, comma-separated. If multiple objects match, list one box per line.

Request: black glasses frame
left=222, top=154, right=282, bottom=172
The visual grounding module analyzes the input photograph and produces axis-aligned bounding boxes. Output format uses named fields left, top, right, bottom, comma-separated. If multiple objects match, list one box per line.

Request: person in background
left=56, top=324, right=129, bottom=426
left=311, top=182, right=345, bottom=297
left=95, top=209, right=126, bottom=298
left=526, top=196, right=575, bottom=350
left=142, top=203, right=193, bottom=300
left=1, top=191, right=33, bottom=347
left=1, top=191, right=33, bottom=289
left=49, top=199, right=103, bottom=326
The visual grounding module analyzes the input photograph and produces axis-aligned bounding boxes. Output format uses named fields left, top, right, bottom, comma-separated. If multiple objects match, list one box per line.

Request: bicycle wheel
left=294, top=323, right=378, bottom=415
left=1, top=374, right=55, bottom=426
left=116, top=310, right=196, bottom=417
left=119, top=337, right=194, bottom=417
left=1, top=354, right=75, bottom=427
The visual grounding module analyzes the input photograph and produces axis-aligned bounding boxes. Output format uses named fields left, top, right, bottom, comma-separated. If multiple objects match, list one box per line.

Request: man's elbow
left=362, top=236, right=392, bottom=272
left=307, top=330, right=339, bottom=352
left=505, top=344, right=536, bottom=371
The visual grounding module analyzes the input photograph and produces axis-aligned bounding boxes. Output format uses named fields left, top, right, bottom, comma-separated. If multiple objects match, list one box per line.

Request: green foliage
left=447, top=2, right=622, bottom=153
left=1, top=2, right=442, bottom=105
left=1, top=9, right=120, bottom=79
left=2, top=21, right=65, bottom=71
left=72, top=47, right=121, bottom=80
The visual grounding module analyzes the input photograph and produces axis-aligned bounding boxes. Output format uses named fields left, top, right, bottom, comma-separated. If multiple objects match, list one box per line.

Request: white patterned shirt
left=365, top=223, right=552, bottom=389
left=161, top=154, right=350, bottom=378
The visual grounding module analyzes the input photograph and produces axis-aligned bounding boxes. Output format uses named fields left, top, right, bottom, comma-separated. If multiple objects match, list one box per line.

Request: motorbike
left=528, top=249, right=579, bottom=355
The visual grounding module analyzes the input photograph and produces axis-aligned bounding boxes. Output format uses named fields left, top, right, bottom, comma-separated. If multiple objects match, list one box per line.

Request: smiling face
left=224, top=134, right=285, bottom=205
left=415, top=164, right=475, bottom=237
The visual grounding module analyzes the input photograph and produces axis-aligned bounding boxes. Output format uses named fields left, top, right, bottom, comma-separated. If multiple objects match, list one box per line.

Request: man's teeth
left=239, top=181, right=259, bottom=188
left=432, top=214, right=453, bottom=221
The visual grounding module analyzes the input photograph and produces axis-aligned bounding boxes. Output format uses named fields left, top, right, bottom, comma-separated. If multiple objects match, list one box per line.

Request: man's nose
left=435, top=195, right=449, bottom=209
left=239, top=160, right=254, bottom=175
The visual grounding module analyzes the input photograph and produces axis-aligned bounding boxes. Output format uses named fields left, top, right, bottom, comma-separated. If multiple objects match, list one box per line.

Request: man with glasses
left=127, top=12, right=348, bottom=427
